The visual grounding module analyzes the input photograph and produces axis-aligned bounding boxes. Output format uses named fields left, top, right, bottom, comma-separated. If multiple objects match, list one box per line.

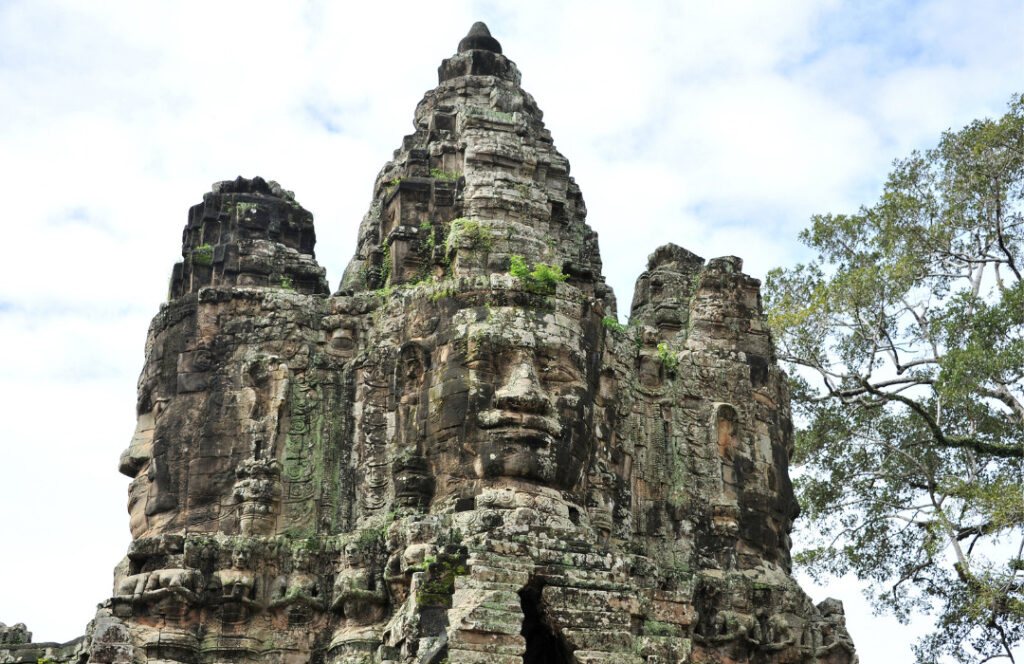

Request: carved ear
left=398, top=342, right=428, bottom=387
left=714, top=403, right=740, bottom=460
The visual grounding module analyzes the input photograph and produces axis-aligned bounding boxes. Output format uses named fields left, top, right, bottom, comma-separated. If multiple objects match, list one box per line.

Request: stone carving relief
left=1, top=22, right=856, bottom=664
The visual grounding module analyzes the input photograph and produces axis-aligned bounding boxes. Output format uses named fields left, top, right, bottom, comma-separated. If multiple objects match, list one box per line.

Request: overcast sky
left=0, top=2, right=1021, bottom=662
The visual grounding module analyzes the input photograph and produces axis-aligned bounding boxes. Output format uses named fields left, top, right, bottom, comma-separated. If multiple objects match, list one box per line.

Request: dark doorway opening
left=520, top=583, right=573, bottom=664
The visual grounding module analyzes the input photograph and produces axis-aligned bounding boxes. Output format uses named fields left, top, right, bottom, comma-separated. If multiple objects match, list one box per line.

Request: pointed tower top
left=458, top=21, right=502, bottom=54
left=341, top=16, right=610, bottom=309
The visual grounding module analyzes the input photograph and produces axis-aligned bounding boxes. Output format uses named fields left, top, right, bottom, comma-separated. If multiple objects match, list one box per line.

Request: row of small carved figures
left=112, top=568, right=852, bottom=657
left=692, top=608, right=855, bottom=657
left=113, top=563, right=387, bottom=622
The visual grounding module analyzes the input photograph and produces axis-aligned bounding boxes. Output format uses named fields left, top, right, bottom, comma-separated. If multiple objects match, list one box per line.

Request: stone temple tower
left=0, top=22, right=856, bottom=664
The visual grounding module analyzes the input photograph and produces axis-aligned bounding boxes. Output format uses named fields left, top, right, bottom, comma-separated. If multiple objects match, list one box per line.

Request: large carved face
left=635, top=267, right=691, bottom=334
left=425, top=301, right=599, bottom=491
left=118, top=331, right=294, bottom=539
left=120, top=400, right=177, bottom=539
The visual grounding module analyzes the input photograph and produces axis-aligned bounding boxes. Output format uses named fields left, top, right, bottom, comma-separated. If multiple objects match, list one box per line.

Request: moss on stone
left=414, top=552, right=468, bottom=607
left=192, top=243, right=213, bottom=266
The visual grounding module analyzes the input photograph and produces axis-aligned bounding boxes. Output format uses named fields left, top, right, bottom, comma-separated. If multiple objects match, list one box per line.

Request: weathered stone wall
left=170, top=176, right=328, bottom=298
left=1, top=22, right=857, bottom=664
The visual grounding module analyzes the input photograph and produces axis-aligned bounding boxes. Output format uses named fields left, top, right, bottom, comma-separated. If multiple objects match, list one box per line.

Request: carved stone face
left=120, top=403, right=179, bottom=539
left=425, top=303, right=598, bottom=491
left=120, top=386, right=231, bottom=538
left=643, top=268, right=689, bottom=332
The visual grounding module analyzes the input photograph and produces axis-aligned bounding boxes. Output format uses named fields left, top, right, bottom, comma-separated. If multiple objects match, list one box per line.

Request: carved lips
left=476, top=408, right=563, bottom=446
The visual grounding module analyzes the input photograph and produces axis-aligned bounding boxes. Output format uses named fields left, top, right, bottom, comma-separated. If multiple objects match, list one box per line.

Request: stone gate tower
left=1, top=22, right=856, bottom=664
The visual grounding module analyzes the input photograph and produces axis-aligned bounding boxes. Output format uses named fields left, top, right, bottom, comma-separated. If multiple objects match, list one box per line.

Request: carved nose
left=493, top=356, right=549, bottom=414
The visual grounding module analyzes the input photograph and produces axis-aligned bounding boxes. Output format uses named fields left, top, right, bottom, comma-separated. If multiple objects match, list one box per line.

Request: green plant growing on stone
left=192, top=243, right=213, bottom=266
left=602, top=316, right=627, bottom=334
left=438, top=524, right=463, bottom=547
left=376, top=508, right=400, bottom=538
left=414, top=552, right=468, bottom=607
left=508, top=253, right=530, bottom=279
left=657, top=343, right=678, bottom=375
left=280, top=276, right=294, bottom=290
left=508, top=254, right=568, bottom=295
left=602, top=316, right=647, bottom=351
left=446, top=217, right=493, bottom=252
left=418, top=223, right=437, bottom=261
left=643, top=620, right=682, bottom=637
left=379, top=240, right=392, bottom=286
left=410, top=231, right=439, bottom=285
left=354, top=527, right=383, bottom=554
left=530, top=261, right=566, bottom=290
left=373, top=239, right=394, bottom=298
left=429, top=167, right=460, bottom=180
left=429, top=281, right=456, bottom=302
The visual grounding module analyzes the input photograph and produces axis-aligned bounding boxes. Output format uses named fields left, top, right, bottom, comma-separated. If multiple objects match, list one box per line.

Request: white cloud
left=0, top=1, right=1021, bottom=656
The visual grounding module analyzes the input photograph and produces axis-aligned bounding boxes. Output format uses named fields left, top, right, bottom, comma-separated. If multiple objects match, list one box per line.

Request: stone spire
left=340, top=22, right=613, bottom=311
left=457, top=21, right=502, bottom=54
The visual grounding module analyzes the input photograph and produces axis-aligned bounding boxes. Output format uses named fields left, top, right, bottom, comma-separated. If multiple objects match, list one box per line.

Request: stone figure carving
left=331, top=539, right=388, bottom=625
left=233, top=458, right=282, bottom=536
left=1, top=22, right=858, bottom=664
left=114, top=568, right=202, bottom=604
left=269, top=548, right=324, bottom=620
left=211, top=546, right=259, bottom=606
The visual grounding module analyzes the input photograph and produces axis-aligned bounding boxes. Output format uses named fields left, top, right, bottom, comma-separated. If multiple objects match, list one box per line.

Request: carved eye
left=466, top=335, right=501, bottom=372
left=542, top=366, right=575, bottom=383
left=538, top=357, right=577, bottom=383
left=465, top=353, right=493, bottom=372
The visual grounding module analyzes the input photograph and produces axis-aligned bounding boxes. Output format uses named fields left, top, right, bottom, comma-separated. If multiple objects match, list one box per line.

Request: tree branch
left=982, top=383, right=1024, bottom=425
left=993, top=178, right=1023, bottom=282
left=860, top=381, right=1024, bottom=458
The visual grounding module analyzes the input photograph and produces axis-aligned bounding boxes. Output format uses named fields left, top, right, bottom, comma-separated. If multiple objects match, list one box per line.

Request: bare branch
left=994, top=179, right=1023, bottom=282
left=859, top=382, right=1024, bottom=458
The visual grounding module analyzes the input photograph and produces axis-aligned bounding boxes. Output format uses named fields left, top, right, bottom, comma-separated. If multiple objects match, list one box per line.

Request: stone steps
left=448, top=630, right=525, bottom=656
left=446, top=648, right=522, bottom=664
left=563, top=628, right=635, bottom=652
left=573, top=650, right=644, bottom=664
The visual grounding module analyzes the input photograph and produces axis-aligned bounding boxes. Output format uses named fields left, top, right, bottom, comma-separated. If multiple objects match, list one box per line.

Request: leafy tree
left=765, top=94, right=1024, bottom=663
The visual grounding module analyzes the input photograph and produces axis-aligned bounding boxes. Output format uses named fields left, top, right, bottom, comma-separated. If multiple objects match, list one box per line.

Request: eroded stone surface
left=2, top=22, right=856, bottom=664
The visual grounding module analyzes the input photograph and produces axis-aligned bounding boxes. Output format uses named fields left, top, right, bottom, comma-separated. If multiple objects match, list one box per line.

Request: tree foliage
left=765, top=94, right=1024, bottom=663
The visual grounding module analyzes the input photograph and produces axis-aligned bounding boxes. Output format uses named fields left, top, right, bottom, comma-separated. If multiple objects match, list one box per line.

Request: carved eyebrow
left=464, top=337, right=501, bottom=367
left=464, top=346, right=493, bottom=366
left=538, top=363, right=579, bottom=382
left=537, top=350, right=585, bottom=374
left=466, top=327, right=538, bottom=351
left=465, top=333, right=497, bottom=354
